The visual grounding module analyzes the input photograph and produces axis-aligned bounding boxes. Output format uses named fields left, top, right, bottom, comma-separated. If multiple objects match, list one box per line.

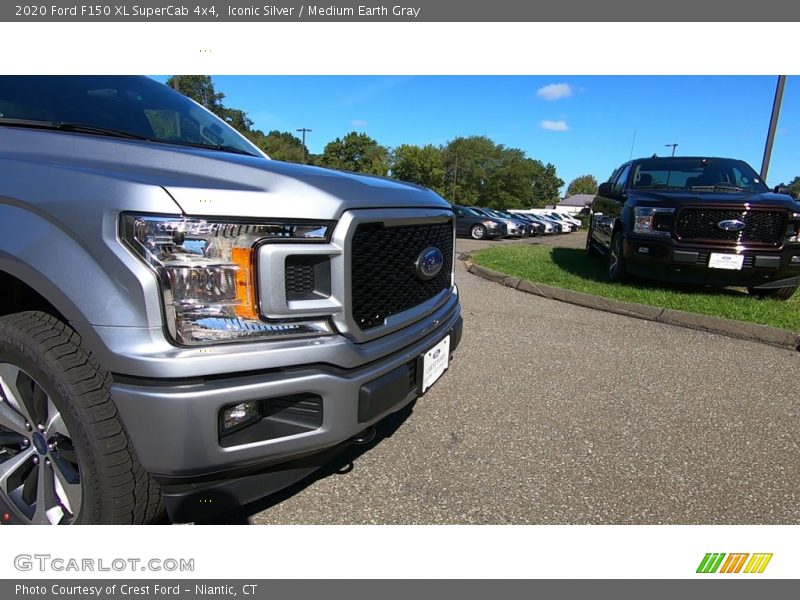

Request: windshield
left=630, top=158, right=768, bottom=193
left=459, top=206, right=483, bottom=217
left=0, top=76, right=262, bottom=157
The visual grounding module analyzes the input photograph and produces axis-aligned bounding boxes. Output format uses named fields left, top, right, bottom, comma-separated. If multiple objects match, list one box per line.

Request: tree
left=166, top=75, right=253, bottom=135
left=441, top=136, right=500, bottom=205
left=566, top=174, right=598, bottom=196
left=530, top=161, right=564, bottom=207
left=320, top=132, right=389, bottom=175
left=166, top=76, right=225, bottom=115
left=441, top=136, right=564, bottom=208
left=481, top=148, right=539, bottom=209
left=390, top=144, right=446, bottom=194
left=253, top=130, right=307, bottom=163
left=786, top=176, right=800, bottom=199
left=220, top=108, right=253, bottom=133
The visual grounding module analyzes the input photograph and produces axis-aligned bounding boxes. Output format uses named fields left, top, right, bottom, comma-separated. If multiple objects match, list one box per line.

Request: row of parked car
left=452, top=205, right=583, bottom=240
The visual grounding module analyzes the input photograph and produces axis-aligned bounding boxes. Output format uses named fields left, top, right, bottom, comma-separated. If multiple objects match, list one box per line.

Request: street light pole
left=296, top=128, right=312, bottom=164
left=760, top=75, right=786, bottom=182
left=453, top=154, right=459, bottom=203
left=665, top=143, right=678, bottom=157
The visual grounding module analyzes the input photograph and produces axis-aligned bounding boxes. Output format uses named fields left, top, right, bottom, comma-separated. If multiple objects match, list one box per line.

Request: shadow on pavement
left=192, top=401, right=417, bottom=524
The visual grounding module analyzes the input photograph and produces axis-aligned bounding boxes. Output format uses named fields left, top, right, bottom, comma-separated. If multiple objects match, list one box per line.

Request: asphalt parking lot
left=215, top=232, right=799, bottom=525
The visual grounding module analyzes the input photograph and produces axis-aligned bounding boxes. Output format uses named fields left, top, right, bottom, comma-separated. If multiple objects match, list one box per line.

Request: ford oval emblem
left=415, top=247, right=444, bottom=281
left=717, top=219, right=746, bottom=232
left=432, top=349, right=442, bottom=359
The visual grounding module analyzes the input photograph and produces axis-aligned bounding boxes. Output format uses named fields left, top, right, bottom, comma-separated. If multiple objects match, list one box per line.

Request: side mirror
left=773, top=185, right=793, bottom=196
left=598, top=182, right=615, bottom=197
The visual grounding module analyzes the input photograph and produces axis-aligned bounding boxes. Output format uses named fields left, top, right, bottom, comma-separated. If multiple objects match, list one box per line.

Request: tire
left=470, top=224, right=487, bottom=240
left=608, top=229, right=627, bottom=282
left=586, top=227, right=601, bottom=257
left=0, top=311, right=162, bottom=524
left=747, top=285, right=798, bottom=301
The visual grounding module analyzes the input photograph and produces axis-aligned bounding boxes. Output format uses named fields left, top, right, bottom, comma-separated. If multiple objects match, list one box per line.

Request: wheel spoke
left=0, top=364, right=36, bottom=429
left=45, top=399, right=68, bottom=437
left=0, top=447, right=35, bottom=494
left=51, top=456, right=81, bottom=517
left=0, top=401, right=28, bottom=436
left=32, top=460, right=62, bottom=524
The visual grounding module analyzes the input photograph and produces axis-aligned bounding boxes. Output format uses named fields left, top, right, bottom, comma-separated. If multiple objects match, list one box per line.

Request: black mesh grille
left=351, top=221, right=453, bottom=331
left=676, top=209, right=785, bottom=245
left=285, top=262, right=315, bottom=296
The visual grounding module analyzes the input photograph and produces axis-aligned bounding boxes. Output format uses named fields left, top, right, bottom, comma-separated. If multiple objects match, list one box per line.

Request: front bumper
left=624, top=236, right=800, bottom=288
left=486, top=226, right=504, bottom=239
left=111, top=300, right=462, bottom=519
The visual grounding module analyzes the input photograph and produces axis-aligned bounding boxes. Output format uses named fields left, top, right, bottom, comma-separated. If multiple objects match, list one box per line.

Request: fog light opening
left=221, top=401, right=261, bottom=435
left=790, top=256, right=800, bottom=265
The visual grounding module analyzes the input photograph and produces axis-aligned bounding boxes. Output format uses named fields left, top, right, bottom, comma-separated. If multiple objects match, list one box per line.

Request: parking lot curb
left=465, top=259, right=800, bottom=352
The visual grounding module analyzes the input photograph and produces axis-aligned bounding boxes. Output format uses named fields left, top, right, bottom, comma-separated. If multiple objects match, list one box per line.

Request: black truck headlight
left=634, top=206, right=674, bottom=235
left=786, top=214, right=800, bottom=242
left=121, top=214, right=333, bottom=345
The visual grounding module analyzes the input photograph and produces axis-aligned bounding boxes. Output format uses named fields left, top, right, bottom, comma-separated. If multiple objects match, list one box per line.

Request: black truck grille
left=285, top=262, right=315, bottom=296
left=675, top=208, right=785, bottom=245
left=351, top=221, right=453, bottom=331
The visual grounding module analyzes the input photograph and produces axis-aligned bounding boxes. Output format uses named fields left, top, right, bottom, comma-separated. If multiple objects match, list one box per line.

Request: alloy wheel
left=0, top=363, right=82, bottom=524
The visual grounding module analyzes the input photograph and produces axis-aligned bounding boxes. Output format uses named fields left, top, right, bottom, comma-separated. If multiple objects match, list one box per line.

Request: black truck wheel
left=608, top=229, right=627, bottom=282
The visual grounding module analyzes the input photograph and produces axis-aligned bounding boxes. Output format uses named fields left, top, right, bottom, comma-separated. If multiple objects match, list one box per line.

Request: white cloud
left=537, top=83, right=573, bottom=101
left=540, top=120, right=569, bottom=132
left=351, top=119, right=368, bottom=127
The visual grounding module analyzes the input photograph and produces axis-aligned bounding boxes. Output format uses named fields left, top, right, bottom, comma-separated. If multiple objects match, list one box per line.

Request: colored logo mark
left=696, top=553, right=773, bottom=574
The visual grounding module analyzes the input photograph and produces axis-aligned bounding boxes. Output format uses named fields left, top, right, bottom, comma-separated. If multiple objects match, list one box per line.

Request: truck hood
left=629, top=189, right=800, bottom=211
left=2, top=129, right=449, bottom=219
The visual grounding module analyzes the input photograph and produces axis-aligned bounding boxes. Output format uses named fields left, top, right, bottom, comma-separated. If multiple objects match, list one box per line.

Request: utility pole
left=296, top=128, right=312, bottom=164
left=761, top=75, right=786, bottom=182
left=665, top=143, right=678, bottom=157
left=452, top=154, right=459, bottom=203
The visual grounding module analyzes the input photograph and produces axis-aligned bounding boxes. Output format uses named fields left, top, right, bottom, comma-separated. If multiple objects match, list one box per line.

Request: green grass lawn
left=471, top=244, right=800, bottom=331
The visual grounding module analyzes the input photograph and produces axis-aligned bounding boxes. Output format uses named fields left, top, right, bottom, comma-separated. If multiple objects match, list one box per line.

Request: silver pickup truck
left=0, top=76, right=462, bottom=524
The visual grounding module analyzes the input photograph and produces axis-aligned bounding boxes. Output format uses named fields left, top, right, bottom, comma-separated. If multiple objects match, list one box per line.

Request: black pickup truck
left=586, top=156, right=800, bottom=299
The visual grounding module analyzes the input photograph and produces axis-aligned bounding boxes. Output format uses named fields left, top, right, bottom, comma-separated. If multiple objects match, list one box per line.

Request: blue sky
left=153, top=75, right=800, bottom=194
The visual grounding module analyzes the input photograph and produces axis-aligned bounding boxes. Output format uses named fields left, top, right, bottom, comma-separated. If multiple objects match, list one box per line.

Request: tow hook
left=349, top=427, right=376, bottom=445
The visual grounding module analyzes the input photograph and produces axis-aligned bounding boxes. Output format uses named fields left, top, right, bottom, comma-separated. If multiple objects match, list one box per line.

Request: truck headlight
left=121, top=214, right=333, bottom=345
left=786, top=217, right=800, bottom=243
left=633, top=207, right=674, bottom=235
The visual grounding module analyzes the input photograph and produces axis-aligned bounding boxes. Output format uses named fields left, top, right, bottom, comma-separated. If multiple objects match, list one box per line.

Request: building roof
left=559, top=194, right=594, bottom=207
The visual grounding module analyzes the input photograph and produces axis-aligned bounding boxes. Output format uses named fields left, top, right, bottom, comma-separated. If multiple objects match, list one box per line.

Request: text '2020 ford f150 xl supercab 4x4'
left=0, top=76, right=462, bottom=524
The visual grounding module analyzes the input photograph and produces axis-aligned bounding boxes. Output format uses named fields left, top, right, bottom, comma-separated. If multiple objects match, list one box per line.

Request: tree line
left=166, top=76, right=601, bottom=208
